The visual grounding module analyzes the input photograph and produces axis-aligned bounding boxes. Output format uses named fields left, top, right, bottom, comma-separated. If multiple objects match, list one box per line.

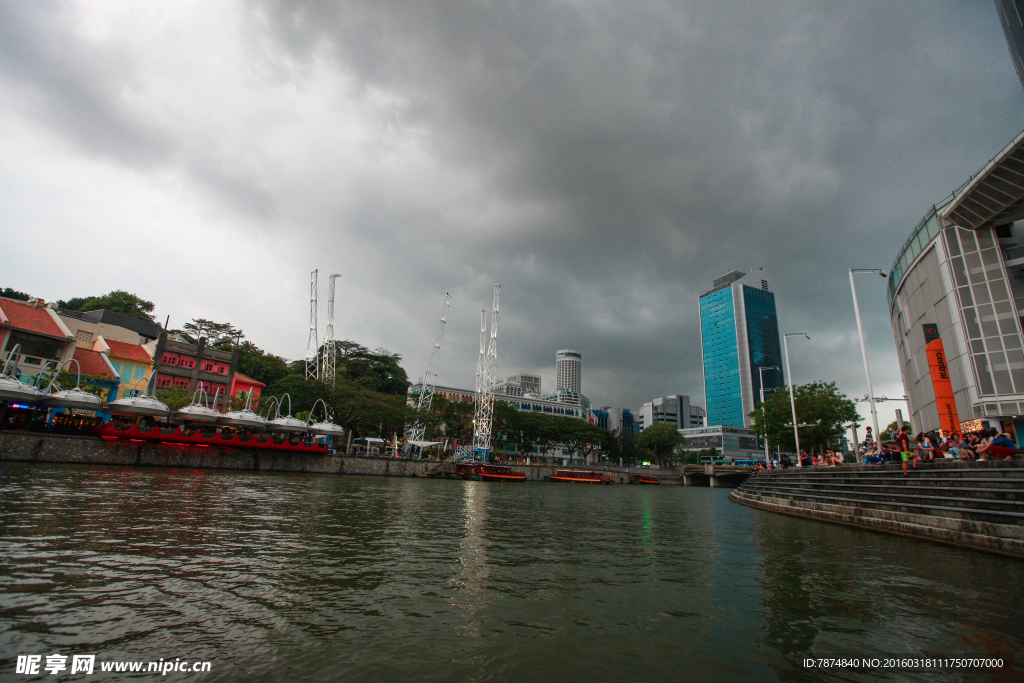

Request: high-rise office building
left=636, top=395, right=706, bottom=430
left=996, top=0, right=1024, bottom=92
left=699, top=270, right=784, bottom=427
left=556, top=350, right=582, bottom=393
left=506, top=372, right=541, bottom=396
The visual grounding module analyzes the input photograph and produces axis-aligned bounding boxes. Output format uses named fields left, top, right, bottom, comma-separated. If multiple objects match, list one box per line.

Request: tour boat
left=550, top=469, right=614, bottom=484
left=95, top=422, right=330, bottom=453
left=629, top=474, right=660, bottom=485
left=449, top=462, right=527, bottom=482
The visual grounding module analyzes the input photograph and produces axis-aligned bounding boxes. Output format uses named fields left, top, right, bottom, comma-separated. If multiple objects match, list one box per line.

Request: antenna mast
left=322, top=273, right=341, bottom=387
left=473, top=284, right=500, bottom=461
left=407, top=293, right=452, bottom=444
left=305, top=269, right=319, bottom=380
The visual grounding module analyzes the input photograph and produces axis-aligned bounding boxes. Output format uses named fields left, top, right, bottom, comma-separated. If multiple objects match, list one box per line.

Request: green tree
left=880, top=419, right=911, bottom=442
left=57, top=290, right=156, bottom=322
left=236, top=341, right=291, bottom=386
left=155, top=386, right=196, bottom=412
left=175, top=319, right=245, bottom=350
left=1, top=287, right=30, bottom=301
left=557, top=417, right=614, bottom=465
left=637, top=422, right=684, bottom=468
left=748, top=381, right=859, bottom=455
left=327, top=341, right=409, bottom=395
left=42, top=369, right=116, bottom=401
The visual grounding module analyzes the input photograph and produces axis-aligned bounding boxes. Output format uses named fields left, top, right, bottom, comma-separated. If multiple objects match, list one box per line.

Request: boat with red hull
left=94, top=422, right=329, bottom=453
left=550, top=469, right=614, bottom=484
left=449, top=462, right=527, bottom=482
left=630, top=474, right=660, bottom=485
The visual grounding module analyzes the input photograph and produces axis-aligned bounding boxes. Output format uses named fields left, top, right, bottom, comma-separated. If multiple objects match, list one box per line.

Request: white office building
left=637, top=394, right=706, bottom=431
left=556, top=349, right=582, bottom=393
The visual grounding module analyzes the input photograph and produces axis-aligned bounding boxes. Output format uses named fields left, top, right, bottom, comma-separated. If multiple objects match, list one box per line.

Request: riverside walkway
left=730, top=459, right=1024, bottom=557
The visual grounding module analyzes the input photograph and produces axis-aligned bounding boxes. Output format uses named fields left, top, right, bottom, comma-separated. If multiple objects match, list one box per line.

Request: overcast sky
left=2, top=1, right=1022, bottom=427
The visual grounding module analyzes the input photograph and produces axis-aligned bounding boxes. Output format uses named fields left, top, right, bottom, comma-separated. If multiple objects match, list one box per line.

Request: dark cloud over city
left=1, top=1, right=1021, bottom=422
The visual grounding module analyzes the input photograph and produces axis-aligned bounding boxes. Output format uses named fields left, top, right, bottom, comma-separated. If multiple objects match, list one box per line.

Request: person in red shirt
left=897, top=426, right=915, bottom=476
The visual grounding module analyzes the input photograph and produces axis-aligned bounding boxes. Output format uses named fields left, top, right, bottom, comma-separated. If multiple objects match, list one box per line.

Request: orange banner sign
left=923, top=324, right=960, bottom=434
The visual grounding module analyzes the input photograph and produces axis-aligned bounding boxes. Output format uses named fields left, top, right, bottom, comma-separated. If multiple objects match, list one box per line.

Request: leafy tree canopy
left=637, top=422, right=685, bottom=467
left=172, top=318, right=245, bottom=350
left=57, top=290, right=156, bottom=322
left=324, top=340, right=409, bottom=395
left=748, top=381, right=859, bottom=454
left=1, top=287, right=30, bottom=301
left=880, top=420, right=912, bottom=443
left=236, top=340, right=291, bottom=387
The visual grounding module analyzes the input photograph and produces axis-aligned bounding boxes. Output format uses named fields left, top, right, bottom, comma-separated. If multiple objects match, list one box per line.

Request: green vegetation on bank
left=748, top=381, right=859, bottom=455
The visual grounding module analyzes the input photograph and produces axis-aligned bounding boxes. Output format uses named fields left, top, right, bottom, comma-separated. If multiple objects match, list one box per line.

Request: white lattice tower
left=305, top=269, right=319, bottom=380
left=472, top=284, right=499, bottom=460
left=322, top=273, right=341, bottom=387
left=408, top=293, right=452, bottom=444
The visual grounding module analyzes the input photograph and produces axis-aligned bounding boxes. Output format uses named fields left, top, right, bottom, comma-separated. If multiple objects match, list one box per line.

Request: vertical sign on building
left=923, top=324, right=960, bottom=434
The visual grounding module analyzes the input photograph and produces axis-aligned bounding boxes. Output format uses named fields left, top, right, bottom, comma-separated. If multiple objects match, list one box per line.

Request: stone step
left=749, top=476, right=1024, bottom=489
left=740, top=483, right=1024, bottom=511
left=741, top=481, right=1024, bottom=498
left=729, top=489, right=1024, bottom=556
left=735, top=487, right=1024, bottom=525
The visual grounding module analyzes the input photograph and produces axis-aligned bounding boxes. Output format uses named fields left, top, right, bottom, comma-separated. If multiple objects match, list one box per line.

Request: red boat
left=451, top=462, right=527, bottom=482
left=630, top=474, right=660, bottom=485
left=550, top=469, right=614, bottom=484
left=94, top=422, right=329, bottom=453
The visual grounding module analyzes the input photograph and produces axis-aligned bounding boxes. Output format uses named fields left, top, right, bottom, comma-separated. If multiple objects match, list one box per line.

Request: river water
left=1, top=462, right=1022, bottom=682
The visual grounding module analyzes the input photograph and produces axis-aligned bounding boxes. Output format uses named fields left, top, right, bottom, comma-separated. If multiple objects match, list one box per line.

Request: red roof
left=0, top=299, right=67, bottom=339
left=233, top=372, right=266, bottom=388
left=72, top=348, right=115, bottom=380
left=104, top=339, right=152, bottom=363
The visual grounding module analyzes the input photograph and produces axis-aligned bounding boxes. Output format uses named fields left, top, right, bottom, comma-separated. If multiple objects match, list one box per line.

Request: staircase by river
left=729, top=459, right=1024, bottom=558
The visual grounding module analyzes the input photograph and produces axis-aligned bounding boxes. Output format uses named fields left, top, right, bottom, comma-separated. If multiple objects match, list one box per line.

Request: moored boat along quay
left=0, top=430, right=749, bottom=486
left=731, top=459, right=1024, bottom=558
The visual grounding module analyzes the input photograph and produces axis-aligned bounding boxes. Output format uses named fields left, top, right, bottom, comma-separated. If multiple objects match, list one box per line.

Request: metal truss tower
left=472, top=284, right=500, bottom=461
left=407, top=293, right=452, bottom=444
left=322, top=273, right=341, bottom=387
left=305, top=269, right=319, bottom=380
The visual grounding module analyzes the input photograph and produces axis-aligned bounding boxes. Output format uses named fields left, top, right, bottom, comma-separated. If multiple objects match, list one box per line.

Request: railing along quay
left=729, top=459, right=1024, bottom=558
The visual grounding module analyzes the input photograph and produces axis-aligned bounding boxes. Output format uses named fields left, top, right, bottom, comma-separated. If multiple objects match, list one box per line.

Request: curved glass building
left=887, top=129, right=1024, bottom=438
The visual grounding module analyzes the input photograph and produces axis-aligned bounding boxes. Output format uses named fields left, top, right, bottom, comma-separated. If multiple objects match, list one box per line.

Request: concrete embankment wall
left=0, top=431, right=678, bottom=483
left=730, top=460, right=1024, bottom=558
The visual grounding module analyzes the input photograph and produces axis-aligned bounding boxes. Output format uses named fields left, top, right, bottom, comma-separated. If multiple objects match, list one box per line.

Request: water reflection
left=752, top=509, right=1024, bottom=681
left=451, top=481, right=491, bottom=638
left=1, top=464, right=1022, bottom=682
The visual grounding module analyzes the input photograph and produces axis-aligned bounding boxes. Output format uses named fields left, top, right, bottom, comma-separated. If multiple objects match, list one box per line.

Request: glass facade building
left=886, top=129, right=1024, bottom=438
left=997, top=0, right=1024, bottom=93
left=699, top=271, right=784, bottom=427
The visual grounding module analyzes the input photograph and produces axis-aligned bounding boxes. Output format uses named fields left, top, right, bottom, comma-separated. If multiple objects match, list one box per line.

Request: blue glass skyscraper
left=699, top=270, right=784, bottom=427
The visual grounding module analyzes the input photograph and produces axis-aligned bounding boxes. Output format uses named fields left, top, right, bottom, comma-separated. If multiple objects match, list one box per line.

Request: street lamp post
left=758, top=365, right=780, bottom=463
left=849, top=268, right=886, bottom=464
left=783, top=333, right=811, bottom=467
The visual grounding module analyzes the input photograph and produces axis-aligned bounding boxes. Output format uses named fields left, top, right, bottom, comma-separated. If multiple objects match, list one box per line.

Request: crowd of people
left=750, top=424, right=1020, bottom=475
left=861, top=425, right=1019, bottom=475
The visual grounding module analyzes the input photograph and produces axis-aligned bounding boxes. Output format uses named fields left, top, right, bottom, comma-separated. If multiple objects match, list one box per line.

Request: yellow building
left=93, top=337, right=155, bottom=397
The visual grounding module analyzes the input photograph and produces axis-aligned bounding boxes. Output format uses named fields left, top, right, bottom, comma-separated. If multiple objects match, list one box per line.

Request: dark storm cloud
left=2, top=0, right=1020, bottom=413
left=243, top=0, right=1021, bottom=408
left=0, top=2, right=170, bottom=166
left=0, top=2, right=280, bottom=221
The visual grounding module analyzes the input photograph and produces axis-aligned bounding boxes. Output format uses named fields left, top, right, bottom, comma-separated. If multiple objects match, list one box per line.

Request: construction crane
left=305, top=269, right=319, bottom=380
left=406, top=293, right=452, bottom=446
left=322, top=273, right=342, bottom=387
left=472, top=284, right=500, bottom=462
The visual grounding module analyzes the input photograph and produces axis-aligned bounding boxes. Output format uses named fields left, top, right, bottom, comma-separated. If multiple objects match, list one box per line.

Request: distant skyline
left=2, top=1, right=1021, bottom=426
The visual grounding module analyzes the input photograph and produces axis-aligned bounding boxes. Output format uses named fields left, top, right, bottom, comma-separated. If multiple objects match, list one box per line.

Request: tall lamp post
left=783, top=333, right=811, bottom=466
left=849, top=268, right=886, bottom=463
left=758, top=365, right=780, bottom=463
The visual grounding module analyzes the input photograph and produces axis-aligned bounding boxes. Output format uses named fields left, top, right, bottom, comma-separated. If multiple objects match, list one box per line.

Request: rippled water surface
left=1, top=462, right=1023, bottom=682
